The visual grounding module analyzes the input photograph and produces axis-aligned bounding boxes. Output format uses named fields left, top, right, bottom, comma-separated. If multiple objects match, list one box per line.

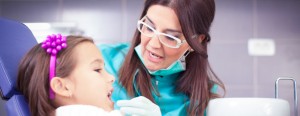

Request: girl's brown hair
left=17, top=36, right=93, bottom=116
left=119, top=0, right=225, bottom=115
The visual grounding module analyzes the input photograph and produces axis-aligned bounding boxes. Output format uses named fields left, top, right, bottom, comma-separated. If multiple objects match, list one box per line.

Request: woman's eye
left=165, top=36, right=176, bottom=41
left=146, top=26, right=154, bottom=32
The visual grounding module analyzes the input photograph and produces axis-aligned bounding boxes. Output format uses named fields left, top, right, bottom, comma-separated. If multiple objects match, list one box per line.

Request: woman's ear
left=197, top=34, right=206, bottom=43
left=50, top=77, right=72, bottom=98
left=188, top=34, right=206, bottom=52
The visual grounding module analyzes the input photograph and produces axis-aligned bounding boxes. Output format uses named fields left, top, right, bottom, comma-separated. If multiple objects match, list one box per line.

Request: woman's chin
left=145, top=65, right=160, bottom=71
left=145, top=62, right=170, bottom=71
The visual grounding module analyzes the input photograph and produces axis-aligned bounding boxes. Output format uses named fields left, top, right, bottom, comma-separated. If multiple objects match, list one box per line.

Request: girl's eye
left=94, top=69, right=102, bottom=73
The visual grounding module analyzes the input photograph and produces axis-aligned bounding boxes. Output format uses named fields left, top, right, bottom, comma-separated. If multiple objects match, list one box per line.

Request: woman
left=100, top=0, right=225, bottom=115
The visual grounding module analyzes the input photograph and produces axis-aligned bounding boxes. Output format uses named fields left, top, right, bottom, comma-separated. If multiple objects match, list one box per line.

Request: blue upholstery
left=0, top=18, right=37, bottom=116
left=6, top=95, right=30, bottom=116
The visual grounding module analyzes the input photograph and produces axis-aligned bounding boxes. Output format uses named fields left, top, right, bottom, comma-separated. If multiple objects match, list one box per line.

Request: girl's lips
left=107, top=88, right=114, bottom=102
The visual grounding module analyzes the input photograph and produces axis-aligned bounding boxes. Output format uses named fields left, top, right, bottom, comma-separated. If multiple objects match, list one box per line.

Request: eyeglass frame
left=137, top=16, right=186, bottom=48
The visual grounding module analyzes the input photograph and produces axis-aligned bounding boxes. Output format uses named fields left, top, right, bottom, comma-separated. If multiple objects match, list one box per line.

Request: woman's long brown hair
left=17, top=36, right=93, bottom=116
left=119, top=0, right=225, bottom=115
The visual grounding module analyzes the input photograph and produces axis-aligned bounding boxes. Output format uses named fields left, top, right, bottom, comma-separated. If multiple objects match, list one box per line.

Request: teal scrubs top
left=98, top=43, right=217, bottom=116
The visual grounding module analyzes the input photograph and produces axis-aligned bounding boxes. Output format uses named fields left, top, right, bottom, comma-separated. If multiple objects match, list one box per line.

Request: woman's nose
left=148, top=35, right=162, bottom=48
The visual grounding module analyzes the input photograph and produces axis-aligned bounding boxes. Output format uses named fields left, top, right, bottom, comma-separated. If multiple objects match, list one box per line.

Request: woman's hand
left=116, top=96, right=162, bottom=116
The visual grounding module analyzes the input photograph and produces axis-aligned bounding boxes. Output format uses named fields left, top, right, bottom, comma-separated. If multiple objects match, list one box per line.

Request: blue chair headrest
left=6, top=95, right=31, bottom=116
left=0, top=18, right=37, bottom=99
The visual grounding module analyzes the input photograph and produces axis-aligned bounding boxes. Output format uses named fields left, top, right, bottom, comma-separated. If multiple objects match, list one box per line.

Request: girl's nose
left=107, top=73, right=115, bottom=83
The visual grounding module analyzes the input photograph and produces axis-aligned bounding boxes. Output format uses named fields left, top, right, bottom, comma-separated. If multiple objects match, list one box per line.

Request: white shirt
left=56, top=105, right=123, bottom=116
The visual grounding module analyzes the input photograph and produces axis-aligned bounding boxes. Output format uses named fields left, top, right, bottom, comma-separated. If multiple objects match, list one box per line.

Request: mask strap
left=178, top=49, right=191, bottom=70
left=179, top=49, right=191, bottom=62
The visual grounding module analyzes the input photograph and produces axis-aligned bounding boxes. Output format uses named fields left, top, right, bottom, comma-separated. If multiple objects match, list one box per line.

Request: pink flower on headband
left=41, top=34, right=67, bottom=99
left=42, top=34, right=67, bottom=55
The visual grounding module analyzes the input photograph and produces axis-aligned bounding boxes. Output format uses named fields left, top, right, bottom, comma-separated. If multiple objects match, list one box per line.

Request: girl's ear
left=50, top=77, right=73, bottom=98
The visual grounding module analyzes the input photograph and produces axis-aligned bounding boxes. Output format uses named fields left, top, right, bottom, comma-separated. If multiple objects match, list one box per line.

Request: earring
left=189, top=49, right=194, bottom=52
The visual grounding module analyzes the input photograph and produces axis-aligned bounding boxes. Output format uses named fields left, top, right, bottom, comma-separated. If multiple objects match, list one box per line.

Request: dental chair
left=0, top=18, right=37, bottom=116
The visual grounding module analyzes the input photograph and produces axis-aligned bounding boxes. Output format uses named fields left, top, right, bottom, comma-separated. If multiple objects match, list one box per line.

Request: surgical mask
left=134, top=44, right=190, bottom=76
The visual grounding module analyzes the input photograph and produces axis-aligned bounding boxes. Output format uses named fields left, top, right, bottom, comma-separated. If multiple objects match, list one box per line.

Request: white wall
left=0, top=0, right=143, bottom=44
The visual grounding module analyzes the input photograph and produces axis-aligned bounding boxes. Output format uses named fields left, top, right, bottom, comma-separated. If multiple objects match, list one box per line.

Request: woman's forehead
left=146, top=5, right=182, bottom=32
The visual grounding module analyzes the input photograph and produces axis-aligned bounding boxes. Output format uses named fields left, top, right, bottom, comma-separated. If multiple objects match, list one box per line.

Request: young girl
left=17, top=35, right=122, bottom=116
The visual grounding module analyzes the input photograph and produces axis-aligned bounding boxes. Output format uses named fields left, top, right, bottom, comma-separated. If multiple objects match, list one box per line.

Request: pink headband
left=41, top=34, right=67, bottom=99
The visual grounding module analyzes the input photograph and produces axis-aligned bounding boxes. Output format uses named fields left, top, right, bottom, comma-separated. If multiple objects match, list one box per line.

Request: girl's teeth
left=108, top=92, right=112, bottom=97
